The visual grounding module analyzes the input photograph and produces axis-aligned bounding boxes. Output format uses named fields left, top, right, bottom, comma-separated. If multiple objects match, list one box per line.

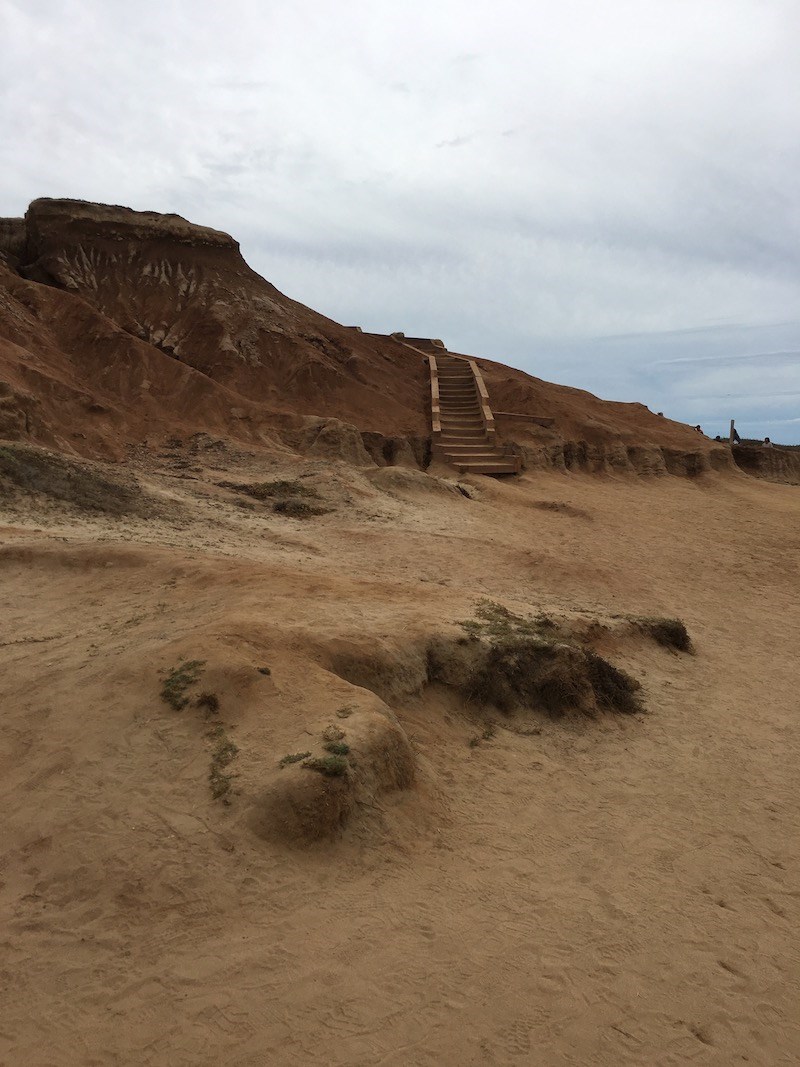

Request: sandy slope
left=2, top=452, right=799, bottom=1066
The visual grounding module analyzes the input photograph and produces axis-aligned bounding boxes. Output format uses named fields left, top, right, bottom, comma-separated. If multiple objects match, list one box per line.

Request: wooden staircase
left=429, top=351, right=520, bottom=476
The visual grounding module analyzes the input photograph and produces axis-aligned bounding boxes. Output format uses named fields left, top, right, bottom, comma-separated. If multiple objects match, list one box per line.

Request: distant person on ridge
left=763, top=437, right=774, bottom=448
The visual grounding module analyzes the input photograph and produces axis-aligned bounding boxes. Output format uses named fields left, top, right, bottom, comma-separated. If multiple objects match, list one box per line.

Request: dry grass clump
left=0, top=444, right=149, bottom=516
left=459, top=599, right=559, bottom=642
left=633, top=616, right=693, bottom=652
left=442, top=600, right=643, bottom=718
left=217, top=478, right=318, bottom=500
left=272, top=498, right=329, bottom=518
left=217, top=478, right=329, bottom=518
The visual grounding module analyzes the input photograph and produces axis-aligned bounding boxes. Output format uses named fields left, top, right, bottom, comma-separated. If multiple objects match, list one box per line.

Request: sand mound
left=366, top=466, right=467, bottom=498
left=252, top=699, right=416, bottom=842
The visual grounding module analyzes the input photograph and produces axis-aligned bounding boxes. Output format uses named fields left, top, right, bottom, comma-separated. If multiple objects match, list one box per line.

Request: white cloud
left=1, top=0, right=799, bottom=438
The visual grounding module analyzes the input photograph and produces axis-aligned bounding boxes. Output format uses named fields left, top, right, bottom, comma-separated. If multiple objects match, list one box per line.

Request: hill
left=0, top=197, right=752, bottom=478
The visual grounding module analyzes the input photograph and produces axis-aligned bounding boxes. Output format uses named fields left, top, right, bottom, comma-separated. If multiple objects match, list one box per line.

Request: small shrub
left=448, top=601, right=644, bottom=718
left=160, top=660, right=206, bottom=710
left=303, top=755, right=349, bottom=777
left=279, top=751, right=311, bottom=768
left=635, top=617, right=692, bottom=652
left=209, top=735, right=239, bottom=800
left=195, top=692, right=219, bottom=714
left=323, top=741, right=350, bottom=756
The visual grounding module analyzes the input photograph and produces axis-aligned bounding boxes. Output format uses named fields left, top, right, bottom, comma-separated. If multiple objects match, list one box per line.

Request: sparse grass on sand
left=216, top=479, right=329, bottom=517
left=303, top=754, right=349, bottom=777
left=0, top=444, right=149, bottom=516
left=160, top=660, right=206, bottom=710
left=209, top=735, right=239, bottom=800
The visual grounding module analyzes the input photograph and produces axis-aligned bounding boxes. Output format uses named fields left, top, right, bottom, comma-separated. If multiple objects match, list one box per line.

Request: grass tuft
left=303, top=755, right=349, bottom=777
left=209, top=735, right=239, bottom=800
left=279, top=751, right=311, bottom=768
left=160, top=660, right=206, bottom=710
left=195, top=692, right=219, bottom=714
left=218, top=479, right=319, bottom=501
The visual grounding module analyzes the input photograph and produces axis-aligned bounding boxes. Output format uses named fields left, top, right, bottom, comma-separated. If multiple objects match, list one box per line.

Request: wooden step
left=454, top=460, right=519, bottom=475
left=442, top=445, right=501, bottom=454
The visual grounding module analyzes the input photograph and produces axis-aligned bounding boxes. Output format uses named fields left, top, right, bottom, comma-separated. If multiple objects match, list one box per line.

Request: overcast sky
left=3, top=0, right=799, bottom=440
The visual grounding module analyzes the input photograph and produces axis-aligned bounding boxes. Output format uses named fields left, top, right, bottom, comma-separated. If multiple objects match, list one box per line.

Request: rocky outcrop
left=509, top=434, right=734, bottom=477
left=1, top=199, right=428, bottom=449
left=0, top=218, right=25, bottom=264
left=0, top=198, right=782, bottom=481
left=733, top=445, right=800, bottom=484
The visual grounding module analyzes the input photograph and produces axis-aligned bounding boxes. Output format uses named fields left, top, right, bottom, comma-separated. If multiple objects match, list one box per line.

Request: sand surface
left=2, top=452, right=799, bottom=1066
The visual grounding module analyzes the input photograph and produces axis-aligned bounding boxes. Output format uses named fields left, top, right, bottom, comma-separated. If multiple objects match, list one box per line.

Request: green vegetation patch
left=160, top=659, right=206, bottom=710
left=279, top=751, right=312, bottom=768
left=323, top=740, right=350, bottom=756
left=303, top=754, right=349, bottom=777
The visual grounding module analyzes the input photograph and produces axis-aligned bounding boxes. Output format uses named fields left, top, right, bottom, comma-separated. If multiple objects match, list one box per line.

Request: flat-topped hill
left=0, top=198, right=770, bottom=479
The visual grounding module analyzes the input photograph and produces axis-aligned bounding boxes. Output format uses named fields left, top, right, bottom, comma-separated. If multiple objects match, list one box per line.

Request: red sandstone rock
left=0, top=197, right=770, bottom=479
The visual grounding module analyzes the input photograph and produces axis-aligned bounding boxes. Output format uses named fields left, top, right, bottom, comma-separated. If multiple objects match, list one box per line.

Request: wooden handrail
left=428, top=354, right=441, bottom=439
left=468, top=359, right=495, bottom=441
left=404, top=340, right=504, bottom=446
left=495, top=411, right=555, bottom=428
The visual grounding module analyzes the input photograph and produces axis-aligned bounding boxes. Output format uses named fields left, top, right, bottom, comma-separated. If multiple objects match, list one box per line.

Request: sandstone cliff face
left=732, top=445, right=800, bottom=484
left=6, top=199, right=428, bottom=440
left=0, top=198, right=771, bottom=480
